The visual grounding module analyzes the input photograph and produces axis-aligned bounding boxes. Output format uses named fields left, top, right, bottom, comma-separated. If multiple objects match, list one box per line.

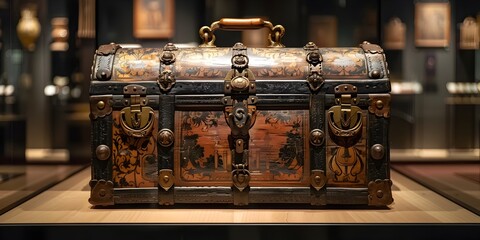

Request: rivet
left=370, top=69, right=381, bottom=79
left=99, top=189, right=106, bottom=197
left=376, top=190, right=384, bottom=198
left=163, top=175, right=169, bottom=183
left=97, top=101, right=105, bottom=110
left=309, top=129, right=325, bottom=146
left=226, top=84, right=230, bottom=89
left=376, top=100, right=384, bottom=109
left=315, top=175, right=321, bottom=183
left=344, top=86, right=348, bottom=90
left=96, top=145, right=111, bottom=161
left=157, top=129, right=174, bottom=147
left=371, top=144, right=385, bottom=160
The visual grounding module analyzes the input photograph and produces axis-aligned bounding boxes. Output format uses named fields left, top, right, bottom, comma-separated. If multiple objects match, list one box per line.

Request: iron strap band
left=360, top=42, right=387, bottom=79
left=93, top=43, right=121, bottom=81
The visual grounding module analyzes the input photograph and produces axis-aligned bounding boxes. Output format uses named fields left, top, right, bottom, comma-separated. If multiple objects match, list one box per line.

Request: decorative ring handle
left=199, top=18, right=285, bottom=48
left=120, top=108, right=155, bottom=138
left=327, top=110, right=363, bottom=148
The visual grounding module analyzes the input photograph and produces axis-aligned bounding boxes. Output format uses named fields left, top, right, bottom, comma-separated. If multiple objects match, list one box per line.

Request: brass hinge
left=304, top=42, right=324, bottom=92
left=158, top=43, right=178, bottom=92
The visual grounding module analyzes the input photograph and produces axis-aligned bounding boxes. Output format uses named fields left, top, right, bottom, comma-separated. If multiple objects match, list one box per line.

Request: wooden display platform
left=0, top=167, right=479, bottom=224
left=0, top=165, right=86, bottom=215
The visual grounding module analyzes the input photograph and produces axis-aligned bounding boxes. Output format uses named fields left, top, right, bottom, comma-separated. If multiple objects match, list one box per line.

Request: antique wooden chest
left=89, top=19, right=393, bottom=207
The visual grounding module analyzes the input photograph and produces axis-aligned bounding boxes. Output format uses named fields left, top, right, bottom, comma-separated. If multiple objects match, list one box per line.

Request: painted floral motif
left=326, top=111, right=367, bottom=187
left=328, top=147, right=364, bottom=182
left=250, top=48, right=306, bottom=79
left=320, top=48, right=367, bottom=76
left=113, top=48, right=161, bottom=80
left=109, top=47, right=368, bottom=82
left=176, top=110, right=308, bottom=186
left=175, top=48, right=231, bottom=79
left=112, top=111, right=157, bottom=188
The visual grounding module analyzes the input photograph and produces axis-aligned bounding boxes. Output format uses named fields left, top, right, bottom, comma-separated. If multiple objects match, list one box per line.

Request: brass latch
left=120, top=85, right=154, bottom=138
left=327, top=84, right=363, bottom=148
left=223, top=43, right=257, bottom=205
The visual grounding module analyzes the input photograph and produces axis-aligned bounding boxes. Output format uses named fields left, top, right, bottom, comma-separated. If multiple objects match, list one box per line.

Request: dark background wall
left=1, top=0, right=478, bottom=154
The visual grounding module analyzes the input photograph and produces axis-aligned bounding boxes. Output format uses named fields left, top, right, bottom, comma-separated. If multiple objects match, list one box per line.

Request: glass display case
left=0, top=0, right=478, bottom=237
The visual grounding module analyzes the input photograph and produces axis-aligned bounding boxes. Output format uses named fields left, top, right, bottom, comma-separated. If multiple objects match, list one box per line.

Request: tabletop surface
left=1, top=167, right=479, bottom=224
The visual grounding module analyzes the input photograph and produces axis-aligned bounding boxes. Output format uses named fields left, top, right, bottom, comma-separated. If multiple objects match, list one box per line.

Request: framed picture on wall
left=414, top=2, right=450, bottom=47
left=383, top=17, right=406, bottom=50
left=459, top=17, right=479, bottom=49
left=308, top=15, right=337, bottom=47
left=133, top=0, right=175, bottom=39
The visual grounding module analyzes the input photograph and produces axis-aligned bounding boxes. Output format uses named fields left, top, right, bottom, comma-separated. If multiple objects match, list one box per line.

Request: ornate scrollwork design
left=304, top=42, right=324, bottom=92
left=158, top=43, right=177, bottom=92
left=158, top=70, right=176, bottom=92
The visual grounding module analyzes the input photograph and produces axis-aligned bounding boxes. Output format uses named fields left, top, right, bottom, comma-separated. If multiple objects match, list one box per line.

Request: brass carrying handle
left=199, top=18, right=285, bottom=48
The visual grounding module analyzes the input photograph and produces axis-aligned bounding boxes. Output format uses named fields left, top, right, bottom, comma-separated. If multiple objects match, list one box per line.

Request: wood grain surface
left=0, top=167, right=479, bottom=224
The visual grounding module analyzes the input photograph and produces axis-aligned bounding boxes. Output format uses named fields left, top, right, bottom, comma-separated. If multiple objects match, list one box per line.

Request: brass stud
left=157, top=129, right=174, bottom=147
left=371, top=144, right=385, bottom=160
left=97, top=101, right=105, bottom=110
left=163, top=175, right=170, bottom=183
left=376, top=190, right=384, bottom=198
left=99, top=189, right=106, bottom=197
left=376, top=100, right=384, bottom=109
left=309, top=129, right=325, bottom=146
left=96, top=145, right=111, bottom=161
left=370, top=69, right=381, bottom=79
